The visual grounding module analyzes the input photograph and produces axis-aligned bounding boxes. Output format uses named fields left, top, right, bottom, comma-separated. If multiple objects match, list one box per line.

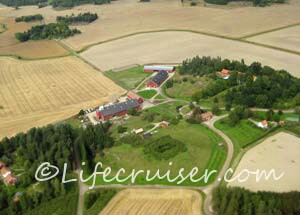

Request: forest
left=15, top=14, right=43, bottom=22
left=15, top=22, right=81, bottom=42
left=213, top=187, right=300, bottom=215
left=204, top=0, right=285, bottom=6
left=57, top=12, right=98, bottom=24
left=0, top=122, right=113, bottom=214
left=183, top=56, right=300, bottom=109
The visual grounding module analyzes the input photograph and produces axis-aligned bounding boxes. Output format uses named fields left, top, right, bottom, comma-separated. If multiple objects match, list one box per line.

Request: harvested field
left=228, top=132, right=300, bottom=192
left=0, top=1, right=299, bottom=50
left=246, top=25, right=300, bottom=53
left=100, top=189, right=202, bottom=215
left=81, top=31, right=300, bottom=77
left=0, top=56, right=125, bottom=139
left=0, top=17, right=69, bottom=58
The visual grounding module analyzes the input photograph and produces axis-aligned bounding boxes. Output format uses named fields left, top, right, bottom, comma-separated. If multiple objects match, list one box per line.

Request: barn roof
left=98, top=99, right=140, bottom=116
left=144, top=65, right=175, bottom=71
left=150, top=71, right=168, bottom=86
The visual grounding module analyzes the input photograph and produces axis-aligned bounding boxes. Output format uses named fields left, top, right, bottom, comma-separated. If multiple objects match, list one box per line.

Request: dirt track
left=81, top=31, right=300, bottom=77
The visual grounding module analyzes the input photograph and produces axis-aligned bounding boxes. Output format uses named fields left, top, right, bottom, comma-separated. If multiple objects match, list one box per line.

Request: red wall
left=147, top=81, right=158, bottom=88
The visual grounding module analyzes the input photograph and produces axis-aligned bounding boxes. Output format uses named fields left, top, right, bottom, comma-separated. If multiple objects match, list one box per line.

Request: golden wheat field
left=246, top=25, right=300, bottom=53
left=81, top=31, right=300, bottom=77
left=228, top=132, right=300, bottom=192
left=0, top=0, right=299, bottom=51
left=0, top=56, right=125, bottom=139
left=0, top=17, right=69, bottom=58
left=100, top=189, right=202, bottom=215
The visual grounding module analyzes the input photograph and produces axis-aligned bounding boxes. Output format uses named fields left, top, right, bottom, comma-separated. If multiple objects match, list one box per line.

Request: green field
left=215, top=119, right=268, bottom=152
left=147, top=101, right=186, bottom=117
left=105, top=66, right=151, bottom=90
left=84, top=120, right=226, bottom=186
left=165, top=74, right=209, bottom=100
left=138, top=89, right=157, bottom=99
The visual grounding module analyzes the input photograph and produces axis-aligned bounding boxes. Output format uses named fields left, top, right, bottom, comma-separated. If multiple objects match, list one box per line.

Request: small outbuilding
left=200, top=112, right=213, bottom=121
left=144, top=65, right=175, bottom=73
left=258, top=120, right=268, bottom=129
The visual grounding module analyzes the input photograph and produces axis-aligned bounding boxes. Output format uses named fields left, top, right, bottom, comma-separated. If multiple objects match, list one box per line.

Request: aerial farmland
left=0, top=0, right=300, bottom=215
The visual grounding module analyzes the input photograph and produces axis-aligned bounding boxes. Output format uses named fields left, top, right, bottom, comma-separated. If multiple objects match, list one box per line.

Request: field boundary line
left=78, top=29, right=300, bottom=56
left=239, top=22, right=300, bottom=39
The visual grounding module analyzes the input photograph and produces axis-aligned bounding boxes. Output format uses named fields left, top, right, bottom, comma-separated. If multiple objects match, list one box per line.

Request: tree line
left=183, top=56, right=300, bottom=109
left=0, top=122, right=114, bottom=214
left=213, top=187, right=300, bottom=215
left=0, top=0, right=110, bottom=7
left=57, top=12, right=98, bottom=24
left=15, top=22, right=81, bottom=42
left=204, top=0, right=285, bottom=6
left=15, top=14, right=43, bottom=23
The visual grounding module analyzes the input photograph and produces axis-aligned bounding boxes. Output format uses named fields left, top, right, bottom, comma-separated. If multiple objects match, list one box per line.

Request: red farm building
left=144, top=65, right=175, bottom=73
left=147, top=71, right=168, bottom=88
left=96, top=99, right=141, bottom=121
left=127, top=91, right=144, bottom=104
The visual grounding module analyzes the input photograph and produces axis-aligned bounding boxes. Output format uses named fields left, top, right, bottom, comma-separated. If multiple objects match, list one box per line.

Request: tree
left=225, top=103, right=231, bottom=111
left=212, top=103, right=220, bottom=115
left=294, top=93, right=300, bottom=106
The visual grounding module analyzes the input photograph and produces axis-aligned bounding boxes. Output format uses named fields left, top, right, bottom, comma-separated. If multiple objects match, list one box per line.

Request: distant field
left=80, top=31, right=300, bottom=77
left=0, top=17, right=69, bottom=58
left=0, top=1, right=299, bottom=50
left=0, top=56, right=125, bottom=139
left=100, top=189, right=202, bottom=215
left=215, top=119, right=268, bottom=150
left=228, top=132, right=300, bottom=192
left=105, top=66, right=150, bottom=89
left=246, top=25, right=300, bottom=53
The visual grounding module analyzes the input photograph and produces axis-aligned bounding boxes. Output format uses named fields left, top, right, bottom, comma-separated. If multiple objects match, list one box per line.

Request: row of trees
left=15, top=14, right=43, bottom=22
left=15, top=22, right=81, bottom=42
left=186, top=56, right=300, bottom=109
left=57, top=12, right=98, bottom=24
left=0, top=0, right=110, bottom=7
left=213, top=187, right=300, bottom=215
left=204, top=0, right=285, bottom=6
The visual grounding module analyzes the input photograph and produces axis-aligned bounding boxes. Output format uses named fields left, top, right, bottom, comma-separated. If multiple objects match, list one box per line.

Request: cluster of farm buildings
left=96, top=65, right=175, bottom=121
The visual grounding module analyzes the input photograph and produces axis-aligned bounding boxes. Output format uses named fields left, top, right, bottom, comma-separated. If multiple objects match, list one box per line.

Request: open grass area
left=215, top=119, right=268, bottom=151
left=138, top=89, right=157, bottom=99
left=105, top=66, right=150, bottom=90
left=147, top=101, right=186, bottom=117
left=165, top=74, right=209, bottom=100
left=84, top=120, right=226, bottom=186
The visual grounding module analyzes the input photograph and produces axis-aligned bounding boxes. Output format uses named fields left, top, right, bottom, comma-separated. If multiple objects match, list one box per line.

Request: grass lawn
left=84, top=120, right=226, bottom=186
left=215, top=119, right=268, bottom=152
left=154, top=94, right=165, bottom=100
left=105, top=66, right=150, bottom=90
left=138, top=89, right=157, bottom=99
left=165, top=74, right=209, bottom=100
left=147, top=101, right=186, bottom=117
